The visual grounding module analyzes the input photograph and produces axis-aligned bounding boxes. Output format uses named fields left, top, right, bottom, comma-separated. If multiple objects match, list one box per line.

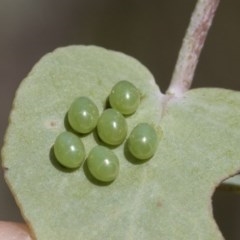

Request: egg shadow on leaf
left=83, top=160, right=113, bottom=187
left=64, top=111, right=72, bottom=132
left=49, top=146, right=78, bottom=173
left=104, top=96, right=111, bottom=109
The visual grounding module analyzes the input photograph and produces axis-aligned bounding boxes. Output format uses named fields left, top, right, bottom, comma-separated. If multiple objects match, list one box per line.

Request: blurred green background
left=0, top=0, right=240, bottom=239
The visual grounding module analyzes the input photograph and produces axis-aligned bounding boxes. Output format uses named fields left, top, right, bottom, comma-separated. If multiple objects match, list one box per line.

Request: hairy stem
left=166, top=0, right=220, bottom=97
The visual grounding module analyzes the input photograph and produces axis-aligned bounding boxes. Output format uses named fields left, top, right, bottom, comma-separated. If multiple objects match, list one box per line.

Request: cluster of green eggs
left=53, top=81, right=159, bottom=183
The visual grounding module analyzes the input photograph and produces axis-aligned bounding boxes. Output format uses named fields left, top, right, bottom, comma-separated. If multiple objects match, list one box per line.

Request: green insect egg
left=127, top=123, right=159, bottom=160
left=68, top=96, right=99, bottom=134
left=53, top=131, right=86, bottom=169
left=97, top=109, right=127, bottom=146
left=109, top=80, right=140, bottom=115
left=87, top=146, right=119, bottom=182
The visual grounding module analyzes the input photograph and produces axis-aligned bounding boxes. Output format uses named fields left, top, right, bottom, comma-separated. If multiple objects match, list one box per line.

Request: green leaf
left=2, top=46, right=240, bottom=239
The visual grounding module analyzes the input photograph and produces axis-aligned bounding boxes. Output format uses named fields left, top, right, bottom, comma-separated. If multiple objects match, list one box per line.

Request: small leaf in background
left=2, top=46, right=240, bottom=239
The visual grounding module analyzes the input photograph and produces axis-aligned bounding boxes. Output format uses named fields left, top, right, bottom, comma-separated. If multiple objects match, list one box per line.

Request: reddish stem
left=166, top=0, right=220, bottom=97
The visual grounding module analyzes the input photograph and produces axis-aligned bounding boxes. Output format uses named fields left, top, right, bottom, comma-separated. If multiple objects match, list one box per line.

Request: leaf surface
left=2, top=46, right=240, bottom=239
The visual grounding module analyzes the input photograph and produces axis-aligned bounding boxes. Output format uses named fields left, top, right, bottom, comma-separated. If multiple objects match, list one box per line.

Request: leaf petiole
left=166, top=0, right=220, bottom=97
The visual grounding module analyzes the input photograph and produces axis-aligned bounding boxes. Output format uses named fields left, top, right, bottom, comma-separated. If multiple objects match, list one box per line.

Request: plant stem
left=166, top=0, right=220, bottom=97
